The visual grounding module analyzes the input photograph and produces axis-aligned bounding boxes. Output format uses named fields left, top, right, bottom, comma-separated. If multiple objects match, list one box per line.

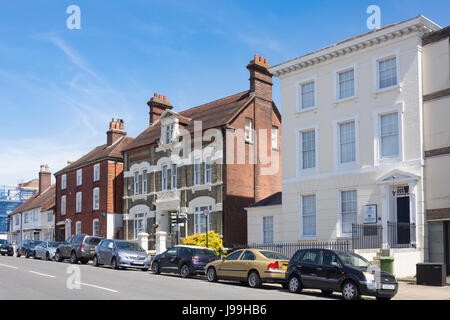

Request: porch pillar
left=408, top=181, right=418, bottom=247
left=137, top=232, right=149, bottom=252
left=380, top=184, right=389, bottom=249
left=155, top=231, right=167, bottom=254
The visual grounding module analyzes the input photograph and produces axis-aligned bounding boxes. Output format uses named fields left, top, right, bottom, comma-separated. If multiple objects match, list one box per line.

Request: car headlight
left=363, top=272, right=376, bottom=283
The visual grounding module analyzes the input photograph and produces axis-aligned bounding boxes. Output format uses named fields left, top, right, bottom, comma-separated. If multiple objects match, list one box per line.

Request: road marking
left=74, top=281, right=120, bottom=293
left=29, top=270, right=56, bottom=278
left=0, top=263, right=18, bottom=269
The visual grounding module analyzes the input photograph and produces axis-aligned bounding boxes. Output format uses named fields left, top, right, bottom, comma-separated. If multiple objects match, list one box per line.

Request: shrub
left=182, top=231, right=224, bottom=256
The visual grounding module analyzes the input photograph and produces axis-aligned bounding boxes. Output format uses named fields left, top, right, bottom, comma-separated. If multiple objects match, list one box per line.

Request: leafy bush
left=181, top=231, right=224, bottom=256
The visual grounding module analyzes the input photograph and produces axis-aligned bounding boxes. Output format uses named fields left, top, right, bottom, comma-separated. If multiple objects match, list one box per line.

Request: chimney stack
left=247, top=54, right=273, bottom=102
left=38, top=164, right=51, bottom=194
left=107, top=118, right=126, bottom=146
left=147, top=92, right=173, bottom=125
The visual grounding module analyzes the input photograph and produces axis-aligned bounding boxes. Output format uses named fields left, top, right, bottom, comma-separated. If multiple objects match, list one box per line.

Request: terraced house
left=122, top=55, right=282, bottom=248
left=54, top=119, right=133, bottom=241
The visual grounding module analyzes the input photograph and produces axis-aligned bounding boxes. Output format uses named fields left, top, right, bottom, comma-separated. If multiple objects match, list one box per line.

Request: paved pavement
left=0, top=255, right=330, bottom=300
left=393, top=280, right=450, bottom=300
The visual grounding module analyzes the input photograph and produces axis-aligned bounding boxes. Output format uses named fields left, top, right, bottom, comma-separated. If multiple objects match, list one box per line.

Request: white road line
left=29, top=270, right=56, bottom=278
left=74, top=281, right=120, bottom=293
left=0, top=263, right=18, bottom=269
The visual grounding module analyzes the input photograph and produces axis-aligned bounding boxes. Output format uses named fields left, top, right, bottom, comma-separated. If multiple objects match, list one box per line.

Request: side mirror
left=331, top=261, right=341, bottom=268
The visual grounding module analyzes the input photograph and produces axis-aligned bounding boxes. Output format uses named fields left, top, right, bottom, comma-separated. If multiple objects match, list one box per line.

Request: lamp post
left=203, top=209, right=209, bottom=248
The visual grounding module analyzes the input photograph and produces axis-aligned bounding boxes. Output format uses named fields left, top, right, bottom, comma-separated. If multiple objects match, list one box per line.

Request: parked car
left=0, top=239, right=14, bottom=256
left=33, top=241, right=60, bottom=260
left=285, top=249, right=398, bottom=300
left=205, top=249, right=289, bottom=288
left=93, top=239, right=151, bottom=271
left=55, top=234, right=103, bottom=264
left=16, top=240, right=43, bottom=258
left=152, top=245, right=219, bottom=278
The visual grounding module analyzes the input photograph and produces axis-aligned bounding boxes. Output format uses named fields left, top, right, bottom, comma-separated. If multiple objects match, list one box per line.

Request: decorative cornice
left=270, top=17, right=440, bottom=77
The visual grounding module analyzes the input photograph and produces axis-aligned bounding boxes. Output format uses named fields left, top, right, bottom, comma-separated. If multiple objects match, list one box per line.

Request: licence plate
left=0, top=249, right=6, bottom=252
left=133, top=261, right=144, bottom=265
left=283, top=265, right=287, bottom=270
left=90, top=250, right=95, bottom=254
left=382, top=284, right=396, bottom=290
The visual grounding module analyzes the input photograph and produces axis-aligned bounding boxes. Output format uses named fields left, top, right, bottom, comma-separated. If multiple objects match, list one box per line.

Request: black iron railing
left=233, top=241, right=350, bottom=259
left=352, top=224, right=383, bottom=249
left=388, top=222, right=416, bottom=248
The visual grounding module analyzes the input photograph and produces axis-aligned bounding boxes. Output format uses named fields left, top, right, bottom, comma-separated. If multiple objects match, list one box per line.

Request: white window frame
left=76, top=169, right=82, bottom=186
left=271, top=126, right=279, bottom=150
left=92, top=219, right=99, bottom=237
left=204, top=160, right=212, bottom=184
left=297, top=125, right=319, bottom=174
left=171, top=164, right=177, bottom=189
left=61, top=174, right=67, bottom=190
left=134, top=213, right=147, bottom=239
left=299, top=194, right=317, bottom=239
left=76, top=191, right=82, bottom=213
left=262, top=216, right=274, bottom=244
left=337, top=189, right=358, bottom=238
left=334, top=64, right=357, bottom=102
left=93, top=163, right=100, bottom=182
left=142, top=170, right=147, bottom=194
left=61, top=195, right=66, bottom=216
left=75, top=221, right=82, bottom=235
left=165, top=124, right=174, bottom=144
left=373, top=51, right=400, bottom=93
left=373, top=103, right=403, bottom=165
left=296, top=76, right=317, bottom=112
left=134, top=172, right=139, bottom=195
left=245, top=118, right=253, bottom=143
left=194, top=206, right=212, bottom=235
left=193, top=160, right=201, bottom=186
left=93, top=187, right=100, bottom=211
left=333, top=115, right=360, bottom=169
left=161, top=165, right=168, bottom=191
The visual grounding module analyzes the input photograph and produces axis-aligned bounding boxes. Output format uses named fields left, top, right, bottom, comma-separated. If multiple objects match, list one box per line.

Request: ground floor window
left=93, top=219, right=99, bottom=236
left=340, top=190, right=357, bottom=236
left=194, top=206, right=212, bottom=234
left=134, top=213, right=146, bottom=239
left=263, top=216, right=274, bottom=244
left=302, top=194, right=316, bottom=237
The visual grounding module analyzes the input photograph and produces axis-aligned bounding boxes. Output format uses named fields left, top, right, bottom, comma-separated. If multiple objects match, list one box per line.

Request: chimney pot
left=159, top=94, right=162, bottom=100
left=163, top=95, right=167, bottom=102
left=254, top=54, right=259, bottom=61
left=259, top=56, right=263, bottom=62
left=264, top=58, right=268, bottom=64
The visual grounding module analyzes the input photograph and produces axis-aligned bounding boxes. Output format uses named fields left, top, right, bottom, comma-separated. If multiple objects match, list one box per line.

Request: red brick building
left=122, top=55, right=282, bottom=247
left=54, top=120, right=133, bottom=241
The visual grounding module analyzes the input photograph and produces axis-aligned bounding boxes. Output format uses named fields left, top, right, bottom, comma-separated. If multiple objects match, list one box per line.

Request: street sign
left=203, top=209, right=209, bottom=217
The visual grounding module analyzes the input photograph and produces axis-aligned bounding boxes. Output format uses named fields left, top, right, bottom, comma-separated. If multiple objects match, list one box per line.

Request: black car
left=16, top=240, right=43, bottom=258
left=152, top=245, right=219, bottom=278
left=0, top=239, right=14, bottom=256
left=55, top=234, right=103, bottom=264
left=285, top=249, right=398, bottom=300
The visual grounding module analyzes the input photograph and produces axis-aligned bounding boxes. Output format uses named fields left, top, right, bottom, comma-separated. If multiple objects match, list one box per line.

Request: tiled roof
left=124, top=91, right=253, bottom=151
left=10, top=185, right=56, bottom=216
left=55, top=136, right=134, bottom=175
left=247, top=192, right=282, bottom=208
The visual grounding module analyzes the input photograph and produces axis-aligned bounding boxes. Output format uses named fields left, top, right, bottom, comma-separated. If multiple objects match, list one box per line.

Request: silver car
left=93, top=239, right=151, bottom=271
left=33, top=241, right=60, bottom=261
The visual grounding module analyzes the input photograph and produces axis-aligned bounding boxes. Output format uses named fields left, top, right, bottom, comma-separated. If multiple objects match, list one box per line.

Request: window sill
left=333, top=96, right=358, bottom=106
left=299, top=236, right=317, bottom=241
left=373, top=84, right=401, bottom=97
left=296, top=106, right=318, bottom=117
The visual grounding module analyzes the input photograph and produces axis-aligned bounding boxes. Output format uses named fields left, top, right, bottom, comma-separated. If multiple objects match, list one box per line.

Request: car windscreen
left=260, top=251, right=289, bottom=260
left=336, top=251, right=371, bottom=268
left=192, top=248, right=217, bottom=257
left=84, top=237, right=102, bottom=245
left=48, top=242, right=60, bottom=248
left=116, top=241, right=144, bottom=252
left=29, top=240, right=42, bottom=246
left=0, top=240, right=7, bottom=245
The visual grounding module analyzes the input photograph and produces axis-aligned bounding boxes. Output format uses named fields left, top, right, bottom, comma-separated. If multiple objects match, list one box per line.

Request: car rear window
left=0, top=240, right=7, bottom=245
left=193, top=248, right=217, bottom=257
left=260, top=251, right=289, bottom=260
left=84, top=237, right=102, bottom=245
left=29, top=240, right=42, bottom=246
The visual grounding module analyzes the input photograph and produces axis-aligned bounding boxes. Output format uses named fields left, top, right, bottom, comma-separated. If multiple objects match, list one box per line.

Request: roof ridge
left=179, top=90, right=249, bottom=115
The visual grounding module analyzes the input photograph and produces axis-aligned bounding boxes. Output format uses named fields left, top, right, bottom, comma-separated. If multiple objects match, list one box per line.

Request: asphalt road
left=0, top=255, right=332, bottom=300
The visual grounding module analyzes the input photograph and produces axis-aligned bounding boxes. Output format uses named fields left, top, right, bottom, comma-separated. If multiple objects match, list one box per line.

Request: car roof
left=175, top=245, right=214, bottom=250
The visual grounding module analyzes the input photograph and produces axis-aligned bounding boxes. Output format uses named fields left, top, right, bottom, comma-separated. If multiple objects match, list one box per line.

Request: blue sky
left=1, top=0, right=449, bottom=185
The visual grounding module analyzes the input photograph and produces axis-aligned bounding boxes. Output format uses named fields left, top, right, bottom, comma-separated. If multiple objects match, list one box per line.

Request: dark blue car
left=16, top=240, right=43, bottom=258
left=151, top=245, right=219, bottom=278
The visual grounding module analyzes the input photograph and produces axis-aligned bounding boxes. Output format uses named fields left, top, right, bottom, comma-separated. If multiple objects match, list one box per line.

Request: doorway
left=396, top=196, right=410, bottom=245
left=446, top=222, right=450, bottom=275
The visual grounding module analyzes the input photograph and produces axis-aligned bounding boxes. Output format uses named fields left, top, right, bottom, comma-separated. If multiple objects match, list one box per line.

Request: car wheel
left=288, top=275, right=303, bottom=293
left=321, top=290, right=333, bottom=296
left=342, top=280, right=360, bottom=301
left=111, top=257, right=119, bottom=270
left=16, top=251, right=21, bottom=258
left=25, top=251, right=30, bottom=258
left=206, top=267, right=218, bottom=282
left=93, top=255, right=99, bottom=267
left=45, top=252, right=50, bottom=261
left=55, top=251, right=62, bottom=262
left=33, top=251, right=37, bottom=259
left=248, top=271, right=262, bottom=289
left=151, top=261, right=160, bottom=274
left=70, top=251, right=78, bottom=264
left=180, top=264, right=191, bottom=278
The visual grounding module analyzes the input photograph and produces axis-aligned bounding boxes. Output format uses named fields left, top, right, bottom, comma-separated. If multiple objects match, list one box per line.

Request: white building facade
left=260, top=16, right=442, bottom=277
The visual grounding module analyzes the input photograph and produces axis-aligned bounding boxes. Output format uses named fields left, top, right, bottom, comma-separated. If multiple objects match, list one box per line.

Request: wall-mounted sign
left=363, top=205, right=377, bottom=224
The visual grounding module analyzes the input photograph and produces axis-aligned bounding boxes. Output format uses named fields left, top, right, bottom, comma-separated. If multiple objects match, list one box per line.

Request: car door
left=36, top=243, right=45, bottom=258
left=237, top=250, right=257, bottom=280
left=161, top=247, right=179, bottom=271
left=217, top=250, right=244, bottom=278
left=316, top=250, right=342, bottom=291
left=298, top=249, right=321, bottom=288
left=103, top=240, right=115, bottom=265
left=61, top=237, right=73, bottom=258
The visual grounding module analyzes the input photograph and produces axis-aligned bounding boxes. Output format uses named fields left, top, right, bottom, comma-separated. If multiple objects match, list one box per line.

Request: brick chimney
left=38, top=165, right=51, bottom=194
left=147, top=93, right=173, bottom=125
left=107, top=118, right=126, bottom=146
left=247, top=54, right=273, bottom=102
